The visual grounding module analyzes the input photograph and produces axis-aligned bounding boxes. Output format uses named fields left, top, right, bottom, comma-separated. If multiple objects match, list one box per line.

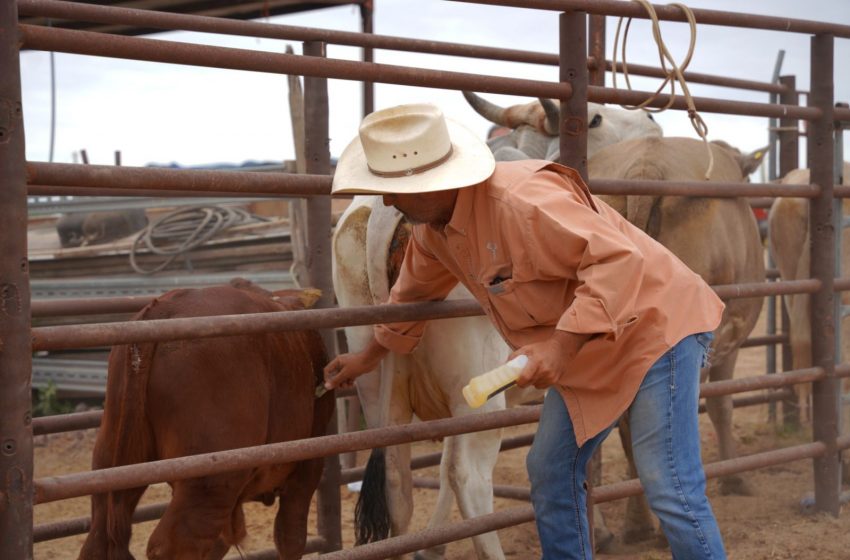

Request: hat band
left=367, top=146, right=454, bottom=178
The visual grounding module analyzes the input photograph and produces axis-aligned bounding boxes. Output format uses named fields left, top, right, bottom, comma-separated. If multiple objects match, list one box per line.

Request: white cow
left=332, top=101, right=662, bottom=560
left=463, top=91, right=662, bottom=162
left=767, top=163, right=850, bottom=429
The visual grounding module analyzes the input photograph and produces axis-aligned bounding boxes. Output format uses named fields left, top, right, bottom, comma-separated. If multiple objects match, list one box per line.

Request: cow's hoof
left=719, top=475, right=753, bottom=496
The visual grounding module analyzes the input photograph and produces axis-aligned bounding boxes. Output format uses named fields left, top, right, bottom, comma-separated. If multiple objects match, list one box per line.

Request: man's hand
left=512, top=330, right=591, bottom=390
left=323, top=337, right=390, bottom=390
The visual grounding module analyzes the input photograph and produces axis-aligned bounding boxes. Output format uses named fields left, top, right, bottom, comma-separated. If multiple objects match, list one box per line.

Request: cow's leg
left=273, top=457, right=324, bottom=559
left=77, top=431, right=147, bottom=560
left=147, top=474, right=248, bottom=560
left=441, top=429, right=505, bottom=560
left=412, top=443, right=456, bottom=560
left=705, top=350, right=752, bottom=495
left=617, top=412, right=658, bottom=545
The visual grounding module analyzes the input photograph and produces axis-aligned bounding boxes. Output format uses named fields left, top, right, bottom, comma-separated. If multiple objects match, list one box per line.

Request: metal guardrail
left=30, top=270, right=295, bottom=299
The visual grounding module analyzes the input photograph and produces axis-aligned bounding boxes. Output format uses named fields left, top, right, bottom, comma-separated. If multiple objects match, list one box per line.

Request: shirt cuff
left=557, top=296, right=637, bottom=340
left=374, top=324, right=421, bottom=354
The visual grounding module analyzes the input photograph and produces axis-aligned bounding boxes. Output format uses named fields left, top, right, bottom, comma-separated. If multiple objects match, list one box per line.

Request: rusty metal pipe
left=317, top=440, right=831, bottom=560
left=19, top=25, right=572, bottom=100
left=33, top=502, right=167, bottom=543
left=0, top=1, right=34, bottom=556
left=16, top=1, right=792, bottom=96
left=588, top=178, right=818, bottom=198
left=588, top=85, right=819, bottom=120
left=28, top=185, right=286, bottom=198
left=28, top=279, right=820, bottom=351
left=739, top=333, right=788, bottom=348
left=33, top=406, right=542, bottom=504
left=31, top=296, right=153, bottom=317
left=32, top=411, right=103, bottom=436
left=26, top=161, right=332, bottom=196
left=808, top=32, right=840, bottom=516
left=449, top=0, right=850, bottom=38
left=17, top=0, right=559, bottom=66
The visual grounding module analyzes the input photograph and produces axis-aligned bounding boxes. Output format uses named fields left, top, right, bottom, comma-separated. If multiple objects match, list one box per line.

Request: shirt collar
left=446, top=184, right=476, bottom=236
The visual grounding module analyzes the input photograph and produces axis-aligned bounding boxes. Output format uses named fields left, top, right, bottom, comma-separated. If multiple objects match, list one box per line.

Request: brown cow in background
left=77, top=279, right=334, bottom=560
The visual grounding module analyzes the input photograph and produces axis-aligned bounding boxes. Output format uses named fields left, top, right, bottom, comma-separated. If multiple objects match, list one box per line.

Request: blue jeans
left=526, top=332, right=727, bottom=560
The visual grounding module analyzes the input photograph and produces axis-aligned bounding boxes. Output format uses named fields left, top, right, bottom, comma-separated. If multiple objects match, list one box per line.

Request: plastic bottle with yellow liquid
left=462, top=355, right=529, bottom=409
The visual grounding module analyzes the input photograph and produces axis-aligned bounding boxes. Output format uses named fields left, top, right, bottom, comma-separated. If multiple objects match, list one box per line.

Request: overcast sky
left=19, top=0, right=850, bottom=174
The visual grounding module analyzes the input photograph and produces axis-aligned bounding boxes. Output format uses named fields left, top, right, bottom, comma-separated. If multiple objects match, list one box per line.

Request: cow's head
left=228, top=277, right=322, bottom=309
left=463, top=91, right=662, bottom=162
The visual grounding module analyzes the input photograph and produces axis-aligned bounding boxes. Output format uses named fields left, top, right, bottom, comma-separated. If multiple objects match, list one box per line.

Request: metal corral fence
left=3, top=1, right=850, bottom=558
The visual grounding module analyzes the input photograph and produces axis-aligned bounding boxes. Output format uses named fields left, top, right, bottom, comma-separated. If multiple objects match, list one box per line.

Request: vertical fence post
left=588, top=14, right=606, bottom=88
left=560, top=9, right=592, bottom=551
left=0, top=2, right=34, bottom=558
left=559, top=11, right=588, bottom=177
left=360, top=0, right=374, bottom=117
left=807, top=33, right=841, bottom=516
left=778, top=74, right=801, bottom=429
left=303, top=40, right=343, bottom=551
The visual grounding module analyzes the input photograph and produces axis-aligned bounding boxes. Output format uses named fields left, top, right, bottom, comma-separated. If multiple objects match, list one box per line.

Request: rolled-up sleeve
left=374, top=231, right=459, bottom=353
left=517, top=174, right=644, bottom=340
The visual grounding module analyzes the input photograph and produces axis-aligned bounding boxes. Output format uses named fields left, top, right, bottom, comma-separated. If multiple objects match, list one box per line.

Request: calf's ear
left=739, top=145, right=770, bottom=177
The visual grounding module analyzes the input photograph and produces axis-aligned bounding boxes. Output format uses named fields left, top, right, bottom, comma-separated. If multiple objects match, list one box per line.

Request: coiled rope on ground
left=130, top=205, right=267, bottom=275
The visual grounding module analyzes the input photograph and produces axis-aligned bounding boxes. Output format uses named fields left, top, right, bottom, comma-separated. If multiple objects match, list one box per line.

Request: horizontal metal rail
left=27, top=162, right=333, bottom=196
left=33, top=406, right=543, bottom=504
left=315, top=440, right=831, bottom=560
left=28, top=162, right=824, bottom=199
left=18, top=25, right=572, bottom=100
left=588, top=85, right=820, bottom=120
left=30, top=275, right=830, bottom=318
left=28, top=279, right=823, bottom=351
left=31, top=358, right=813, bottom=437
left=590, top=179, right=818, bottom=197
left=35, top=363, right=850, bottom=505
left=18, top=24, right=821, bottom=121
left=451, top=0, right=850, bottom=38
left=15, top=0, right=789, bottom=95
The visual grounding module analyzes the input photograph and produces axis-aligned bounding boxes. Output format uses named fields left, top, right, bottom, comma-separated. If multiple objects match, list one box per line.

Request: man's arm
left=324, top=336, right=389, bottom=390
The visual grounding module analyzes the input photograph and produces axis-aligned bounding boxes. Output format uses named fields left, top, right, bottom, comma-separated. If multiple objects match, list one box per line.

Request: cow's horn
left=539, top=98, right=560, bottom=135
left=462, top=91, right=508, bottom=126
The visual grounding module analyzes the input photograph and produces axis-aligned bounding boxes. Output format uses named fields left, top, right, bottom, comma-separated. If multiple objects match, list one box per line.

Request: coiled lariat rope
left=130, top=205, right=267, bottom=275
left=612, top=0, right=714, bottom=179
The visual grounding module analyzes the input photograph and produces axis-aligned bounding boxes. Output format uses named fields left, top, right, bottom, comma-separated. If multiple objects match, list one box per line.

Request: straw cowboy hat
left=332, top=103, right=496, bottom=195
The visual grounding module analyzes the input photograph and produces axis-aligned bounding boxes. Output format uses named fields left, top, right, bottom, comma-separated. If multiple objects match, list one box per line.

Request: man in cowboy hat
left=324, top=102, right=727, bottom=559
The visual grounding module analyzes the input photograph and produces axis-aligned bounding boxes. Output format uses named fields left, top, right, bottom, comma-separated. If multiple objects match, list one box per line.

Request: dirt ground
left=32, top=312, right=850, bottom=560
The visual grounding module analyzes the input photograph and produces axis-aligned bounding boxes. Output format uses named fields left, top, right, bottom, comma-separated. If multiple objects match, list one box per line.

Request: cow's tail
left=355, top=447, right=391, bottom=544
left=105, top=323, right=158, bottom=548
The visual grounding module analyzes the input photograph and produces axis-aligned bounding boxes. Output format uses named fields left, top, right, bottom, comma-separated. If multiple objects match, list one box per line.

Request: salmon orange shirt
left=375, top=159, right=725, bottom=445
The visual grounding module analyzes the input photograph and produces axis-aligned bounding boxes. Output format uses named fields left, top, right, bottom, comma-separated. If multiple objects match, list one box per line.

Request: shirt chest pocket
left=484, top=277, right=564, bottom=329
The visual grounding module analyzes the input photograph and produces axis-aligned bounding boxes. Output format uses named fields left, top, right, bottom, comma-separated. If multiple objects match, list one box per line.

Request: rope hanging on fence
left=612, top=0, right=715, bottom=179
left=129, top=205, right=266, bottom=275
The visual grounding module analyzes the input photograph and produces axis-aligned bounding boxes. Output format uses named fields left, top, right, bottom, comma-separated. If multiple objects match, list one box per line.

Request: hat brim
left=332, top=118, right=496, bottom=195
